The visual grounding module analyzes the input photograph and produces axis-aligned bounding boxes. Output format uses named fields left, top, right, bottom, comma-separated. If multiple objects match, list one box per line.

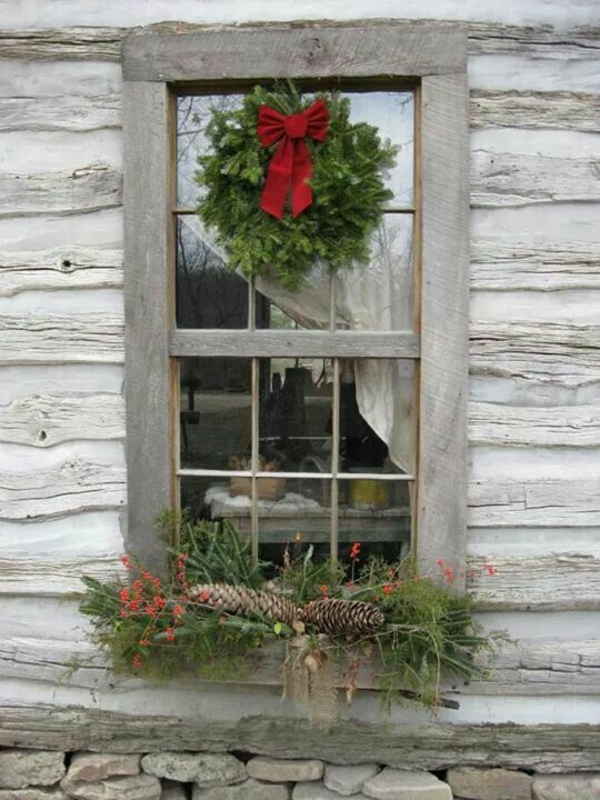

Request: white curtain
left=255, top=216, right=415, bottom=474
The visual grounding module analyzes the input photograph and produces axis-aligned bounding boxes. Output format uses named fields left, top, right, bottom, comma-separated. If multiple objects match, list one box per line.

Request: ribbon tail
left=261, top=137, right=293, bottom=219
left=290, top=139, right=313, bottom=218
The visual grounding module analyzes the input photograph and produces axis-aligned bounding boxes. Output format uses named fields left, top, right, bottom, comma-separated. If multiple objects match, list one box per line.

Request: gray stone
left=193, top=778, right=289, bottom=800
left=362, top=770, right=452, bottom=800
left=447, top=768, right=531, bottom=800
left=66, top=754, right=141, bottom=783
left=0, top=751, right=66, bottom=790
left=533, top=773, right=600, bottom=800
left=0, top=790, right=69, bottom=800
left=324, top=765, right=380, bottom=796
left=161, top=781, right=187, bottom=800
left=142, top=754, right=245, bottom=787
left=293, top=783, right=366, bottom=800
left=247, top=758, right=323, bottom=783
left=60, top=773, right=161, bottom=800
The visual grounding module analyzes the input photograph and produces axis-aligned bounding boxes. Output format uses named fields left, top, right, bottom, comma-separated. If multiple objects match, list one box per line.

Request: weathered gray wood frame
left=122, top=23, right=469, bottom=581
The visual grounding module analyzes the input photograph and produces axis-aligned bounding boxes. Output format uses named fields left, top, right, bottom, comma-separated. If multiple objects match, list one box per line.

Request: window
left=122, top=23, right=469, bottom=584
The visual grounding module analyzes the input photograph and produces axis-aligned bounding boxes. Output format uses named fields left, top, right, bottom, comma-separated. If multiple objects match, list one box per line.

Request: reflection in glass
left=179, top=357, right=251, bottom=470
left=337, top=478, right=411, bottom=565
left=344, top=90, right=414, bottom=207
left=176, top=215, right=254, bottom=329
left=338, top=359, right=414, bottom=476
left=257, top=477, right=332, bottom=567
left=259, top=357, right=333, bottom=473
left=177, top=94, right=244, bottom=209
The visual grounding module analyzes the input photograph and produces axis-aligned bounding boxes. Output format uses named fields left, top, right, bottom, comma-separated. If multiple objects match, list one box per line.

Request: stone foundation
left=0, top=749, right=598, bottom=800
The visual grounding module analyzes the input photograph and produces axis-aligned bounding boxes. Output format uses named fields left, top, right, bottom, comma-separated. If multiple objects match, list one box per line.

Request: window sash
left=122, top=23, right=469, bottom=587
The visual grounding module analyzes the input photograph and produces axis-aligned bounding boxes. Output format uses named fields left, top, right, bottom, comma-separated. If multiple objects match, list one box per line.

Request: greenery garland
left=80, top=513, right=503, bottom=719
left=195, top=82, right=398, bottom=289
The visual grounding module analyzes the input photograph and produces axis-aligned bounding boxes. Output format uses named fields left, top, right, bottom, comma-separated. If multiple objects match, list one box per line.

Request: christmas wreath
left=195, top=82, right=398, bottom=290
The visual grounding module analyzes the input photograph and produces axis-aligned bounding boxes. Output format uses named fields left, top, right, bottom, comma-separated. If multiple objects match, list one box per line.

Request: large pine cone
left=300, top=599, right=385, bottom=636
left=188, top=582, right=298, bottom=625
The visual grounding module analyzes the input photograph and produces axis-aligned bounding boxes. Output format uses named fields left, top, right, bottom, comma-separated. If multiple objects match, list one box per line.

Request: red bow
left=257, top=99, right=329, bottom=219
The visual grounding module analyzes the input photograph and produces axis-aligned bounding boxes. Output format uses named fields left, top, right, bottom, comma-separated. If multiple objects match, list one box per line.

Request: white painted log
left=468, top=638, right=600, bottom=695
left=470, top=91, right=600, bottom=132
left=0, top=61, right=122, bottom=100
left=471, top=150, right=600, bottom=208
left=0, top=513, right=124, bottom=558
left=0, top=392, right=124, bottom=447
left=0, top=365, right=124, bottom=405
left=469, top=54, right=600, bottom=93
left=468, top=478, right=600, bottom=527
left=0, top=247, right=123, bottom=296
left=471, top=240, right=600, bottom=290
left=468, top=553, right=600, bottom=610
left=469, top=401, right=600, bottom=448
left=0, top=459, right=126, bottom=522
left=0, top=130, right=123, bottom=174
left=4, top=1, right=599, bottom=29
left=0, top=162, right=122, bottom=217
left=0, top=313, right=124, bottom=365
left=470, top=322, right=600, bottom=388
left=0, top=26, right=126, bottom=61
left=3, top=90, right=598, bottom=135
left=0, top=556, right=123, bottom=595
left=0, top=94, right=121, bottom=132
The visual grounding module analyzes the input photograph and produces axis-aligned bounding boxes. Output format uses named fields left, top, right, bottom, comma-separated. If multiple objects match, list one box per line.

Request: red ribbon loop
left=257, top=99, right=329, bottom=219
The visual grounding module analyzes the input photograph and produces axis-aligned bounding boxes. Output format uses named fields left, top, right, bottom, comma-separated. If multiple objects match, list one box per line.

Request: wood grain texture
left=471, top=150, right=600, bottom=208
left=0, top=556, right=122, bottom=595
left=0, top=95, right=122, bottom=133
left=0, top=314, right=124, bottom=365
left=468, top=553, right=600, bottom=610
left=0, top=247, right=123, bottom=296
left=469, top=638, right=600, bottom=695
left=0, top=393, right=124, bottom=447
left=123, top=81, right=172, bottom=572
left=0, top=704, right=598, bottom=772
left=470, top=322, right=600, bottom=388
left=417, top=70, right=470, bottom=583
left=469, top=402, right=600, bottom=448
left=468, top=479, right=600, bottom=527
left=0, top=163, right=122, bottom=217
left=0, top=21, right=597, bottom=62
left=122, top=24, right=468, bottom=81
left=170, top=330, right=421, bottom=359
left=471, top=241, right=600, bottom=290
left=0, top=460, right=126, bottom=522
left=470, top=90, right=600, bottom=133
left=0, top=634, right=598, bottom=696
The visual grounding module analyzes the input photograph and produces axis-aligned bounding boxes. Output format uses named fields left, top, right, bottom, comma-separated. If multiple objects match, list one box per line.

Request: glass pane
left=180, top=357, right=251, bottom=470
left=257, top=477, right=332, bottom=567
left=338, top=359, right=415, bottom=476
left=336, top=214, right=414, bottom=331
left=177, top=215, right=266, bottom=329
left=177, top=94, right=244, bottom=209
left=254, top=289, right=312, bottom=330
left=344, top=90, right=414, bottom=207
left=259, top=357, right=333, bottom=473
left=337, top=478, right=411, bottom=565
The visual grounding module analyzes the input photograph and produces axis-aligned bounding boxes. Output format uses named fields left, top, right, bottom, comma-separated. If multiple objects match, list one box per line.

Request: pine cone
left=300, top=599, right=385, bottom=636
left=188, top=582, right=298, bottom=625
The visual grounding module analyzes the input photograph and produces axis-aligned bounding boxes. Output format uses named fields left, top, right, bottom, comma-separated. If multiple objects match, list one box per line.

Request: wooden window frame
left=122, top=22, right=469, bottom=585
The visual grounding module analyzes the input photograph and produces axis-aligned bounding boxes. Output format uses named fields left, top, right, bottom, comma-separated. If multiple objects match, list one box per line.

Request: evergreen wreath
left=195, top=82, right=399, bottom=290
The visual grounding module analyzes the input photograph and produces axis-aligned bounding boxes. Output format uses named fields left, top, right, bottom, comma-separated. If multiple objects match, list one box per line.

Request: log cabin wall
left=0, top=0, right=599, bottom=759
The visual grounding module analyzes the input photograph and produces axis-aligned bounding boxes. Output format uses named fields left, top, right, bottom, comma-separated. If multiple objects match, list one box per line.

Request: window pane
left=177, top=215, right=265, bottom=329
left=259, top=357, right=333, bottom=472
left=177, top=94, right=244, bottom=209
left=337, top=478, right=411, bottom=565
left=257, top=477, right=332, bottom=567
left=180, top=357, right=251, bottom=470
left=344, top=90, right=414, bottom=207
left=338, top=359, right=415, bottom=476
